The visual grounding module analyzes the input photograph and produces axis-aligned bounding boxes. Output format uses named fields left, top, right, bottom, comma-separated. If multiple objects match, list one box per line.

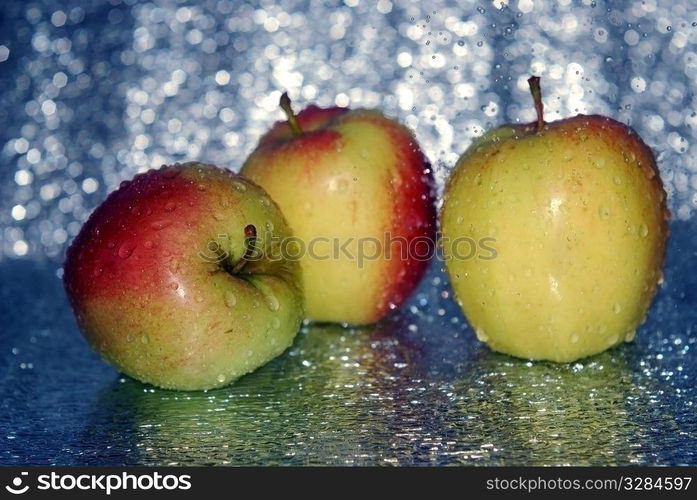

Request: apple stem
left=280, top=92, right=303, bottom=137
left=527, top=76, right=545, bottom=131
left=231, top=224, right=258, bottom=274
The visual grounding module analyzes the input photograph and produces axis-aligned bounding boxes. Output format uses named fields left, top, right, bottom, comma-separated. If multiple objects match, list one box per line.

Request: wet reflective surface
left=1, top=219, right=695, bottom=465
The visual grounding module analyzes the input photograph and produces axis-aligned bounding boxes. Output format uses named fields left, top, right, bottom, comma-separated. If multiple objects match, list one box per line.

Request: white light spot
left=397, top=52, right=412, bottom=68
left=215, top=70, right=230, bottom=85
left=13, top=240, right=28, bottom=257
left=631, top=76, right=646, bottom=93
left=82, top=178, right=98, bottom=194
left=11, top=205, right=26, bottom=221
left=518, top=0, right=534, bottom=14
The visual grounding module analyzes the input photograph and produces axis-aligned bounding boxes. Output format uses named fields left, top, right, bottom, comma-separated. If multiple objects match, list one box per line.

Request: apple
left=63, top=162, right=304, bottom=390
left=441, top=77, right=669, bottom=362
left=241, top=93, right=436, bottom=324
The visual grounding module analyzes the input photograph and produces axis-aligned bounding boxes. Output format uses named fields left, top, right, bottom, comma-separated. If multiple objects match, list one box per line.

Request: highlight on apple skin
left=241, top=93, right=437, bottom=325
left=441, top=77, right=669, bottom=363
left=63, top=162, right=304, bottom=390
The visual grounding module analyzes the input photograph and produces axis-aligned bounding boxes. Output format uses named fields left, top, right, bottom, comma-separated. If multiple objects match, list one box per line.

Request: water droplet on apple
left=195, top=294, right=204, bottom=303
left=475, top=328, right=489, bottom=342
left=570, top=334, right=579, bottom=344
left=151, top=220, right=172, bottom=230
left=126, top=334, right=134, bottom=343
left=475, top=173, right=482, bottom=186
left=613, top=176, right=622, bottom=185
left=169, top=258, right=179, bottom=273
left=598, top=205, right=610, bottom=219
left=144, top=240, right=154, bottom=249
left=217, top=374, right=226, bottom=383
left=594, top=158, right=605, bottom=168
left=266, top=294, right=280, bottom=311
left=337, top=178, right=349, bottom=192
left=233, top=180, right=247, bottom=192
left=93, top=266, right=103, bottom=277
left=456, top=215, right=464, bottom=224
left=613, top=303, right=622, bottom=314
left=118, top=242, right=136, bottom=259
left=624, top=330, right=636, bottom=342
left=164, top=201, right=177, bottom=212
left=639, top=223, right=648, bottom=238
left=197, top=184, right=206, bottom=191
left=260, top=196, right=271, bottom=207
left=265, top=221, right=274, bottom=232
left=130, top=205, right=142, bottom=216
left=224, top=291, right=237, bottom=308
left=607, top=334, right=618, bottom=346
left=168, top=282, right=179, bottom=291
left=140, top=335, right=149, bottom=344
left=271, top=317, right=281, bottom=329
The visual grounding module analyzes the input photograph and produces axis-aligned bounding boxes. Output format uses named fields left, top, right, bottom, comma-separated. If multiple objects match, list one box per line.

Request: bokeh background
left=1, top=0, right=695, bottom=465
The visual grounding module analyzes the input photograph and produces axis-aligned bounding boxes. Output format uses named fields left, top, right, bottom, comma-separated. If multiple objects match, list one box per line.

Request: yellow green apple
left=63, top=162, right=303, bottom=390
left=241, top=93, right=436, bottom=325
left=441, top=77, right=669, bottom=362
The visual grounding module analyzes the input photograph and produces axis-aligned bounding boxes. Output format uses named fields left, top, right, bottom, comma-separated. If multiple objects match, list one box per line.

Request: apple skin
left=441, top=115, right=669, bottom=362
left=241, top=105, right=436, bottom=325
left=64, top=162, right=304, bottom=390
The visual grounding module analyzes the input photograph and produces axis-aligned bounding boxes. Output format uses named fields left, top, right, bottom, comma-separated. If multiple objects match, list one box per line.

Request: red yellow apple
left=64, top=162, right=303, bottom=390
left=441, top=77, right=669, bottom=362
left=241, top=93, right=436, bottom=324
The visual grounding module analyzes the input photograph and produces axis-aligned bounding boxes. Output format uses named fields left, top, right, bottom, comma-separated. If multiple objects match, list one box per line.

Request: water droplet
left=195, top=294, right=204, bottom=303
left=168, top=282, right=179, bottom=291
left=613, top=176, right=622, bottom=185
left=266, top=294, right=280, bottom=311
left=130, top=205, right=142, bottom=216
left=151, top=220, right=172, bottom=230
left=93, top=266, right=103, bottom=277
left=613, top=303, right=622, bottom=314
left=140, top=335, right=149, bottom=344
left=570, top=334, right=579, bottom=344
left=598, top=205, right=611, bottom=219
left=456, top=215, right=464, bottom=224
left=164, top=201, right=177, bottom=212
left=144, top=240, right=154, bottom=249
left=607, top=334, right=618, bottom=346
left=259, top=196, right=271, bottom=207
left=265, top=221, right=274, bottom=232
left=197, top=184, right=206, bottom=191
left=224, top=291, right=237, bottom=308
left=217, top=374, right=226, bottom=383
left=337, top=178, right=349, bottom=191
left=232, top=180, right=247, bottom=192
left=475, top=328, right=489, bottom=342
left=594, top=158, right=605, bottom=168
left=118, top=242, right=136, bottom=259
left=639, top=223, right=648, bottom=238
left=624, top=330, right=636, bottom=342
left=126, top=334, right=134, bottom=343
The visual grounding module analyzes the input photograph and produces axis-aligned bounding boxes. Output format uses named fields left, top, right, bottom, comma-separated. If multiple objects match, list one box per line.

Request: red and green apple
left=441, top=77, right=669, bottom=362
left=64, top=162, right=303, bottom=390
left=241, top=93, right=436, bottom=325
